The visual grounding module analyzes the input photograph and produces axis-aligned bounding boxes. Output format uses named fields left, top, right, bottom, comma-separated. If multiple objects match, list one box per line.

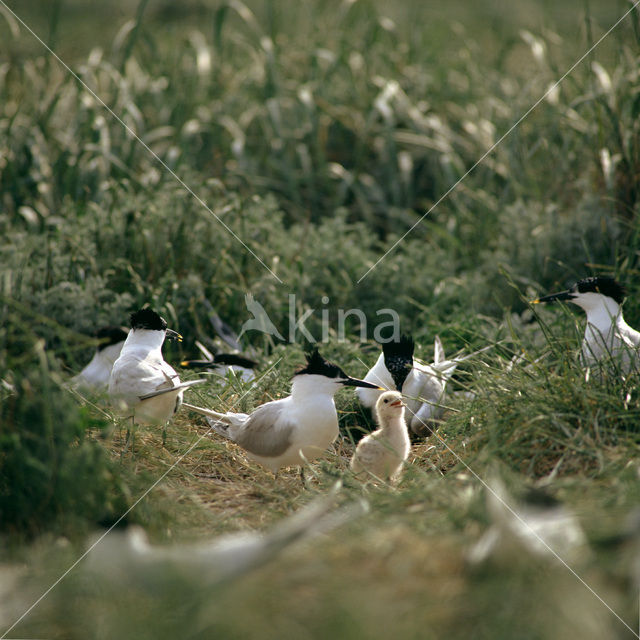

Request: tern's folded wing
left=234, top=403, right=293, bottom=457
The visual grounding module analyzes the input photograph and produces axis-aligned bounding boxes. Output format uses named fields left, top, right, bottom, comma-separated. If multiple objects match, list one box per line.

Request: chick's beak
left=165, top=329, right=183, bottom=342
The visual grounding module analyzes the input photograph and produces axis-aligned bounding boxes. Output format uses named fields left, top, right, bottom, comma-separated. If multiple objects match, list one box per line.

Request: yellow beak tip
left=180, top=360, right=189, bottom=366
left=530, top=299, right=540, bottom=305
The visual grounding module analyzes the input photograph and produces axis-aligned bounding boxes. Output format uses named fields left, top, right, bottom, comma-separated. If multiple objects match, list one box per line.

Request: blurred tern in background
left=70, top=326, right=128, bottom=392
left=181, top=340, right=258, bottom=382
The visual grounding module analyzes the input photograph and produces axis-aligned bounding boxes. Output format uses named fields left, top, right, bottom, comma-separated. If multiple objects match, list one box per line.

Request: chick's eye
left=384, top=399, right=388, bottom=403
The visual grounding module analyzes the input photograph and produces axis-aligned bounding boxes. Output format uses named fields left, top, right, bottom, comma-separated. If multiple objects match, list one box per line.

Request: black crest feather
left=381, top=334, right=414, bottom=390
left=130, top=308, right=168, bottom=331
left=575, top=276, right=626, bottom=304
left=381, top=334, right=415, bottom=360
left=295, top=348, right=345, bottom=379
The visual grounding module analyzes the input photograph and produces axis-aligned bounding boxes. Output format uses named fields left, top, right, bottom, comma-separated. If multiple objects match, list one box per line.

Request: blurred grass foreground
left=2, top=0, right=640, bottom=638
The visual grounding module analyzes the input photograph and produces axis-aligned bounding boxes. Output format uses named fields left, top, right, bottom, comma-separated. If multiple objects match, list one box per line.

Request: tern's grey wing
left=233, top=403, right=293, bottom=457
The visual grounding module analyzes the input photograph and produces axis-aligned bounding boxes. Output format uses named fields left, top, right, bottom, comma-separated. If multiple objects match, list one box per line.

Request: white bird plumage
left=108, top=308, right=203, bottom=426
left=85, top=483, right=367, bottom=588
left=350, top=390, right=410, bottom=483
left=532, top=276, right=640, bottom=373
left=184, top=349, right=381, bottom=474
left=70, top=326, right=128, bottom=392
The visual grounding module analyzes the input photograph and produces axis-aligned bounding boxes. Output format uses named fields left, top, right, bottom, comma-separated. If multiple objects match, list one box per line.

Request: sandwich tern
left=358, top=335, right=486, bottom=436
left=109, top=308, right=203, bottom=430
left=184, top=348, right=382, bottom=475
left=350, top=390, right=410, bottom=484
left=70, top=326, right=128, bottom=392
left=531, top=276, right=639, bottom=372
left=181, top=340, right=258, bottom=382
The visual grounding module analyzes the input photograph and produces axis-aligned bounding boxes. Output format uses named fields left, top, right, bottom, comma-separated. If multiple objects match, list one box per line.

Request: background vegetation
left=1, top=0, right=640, bottom=638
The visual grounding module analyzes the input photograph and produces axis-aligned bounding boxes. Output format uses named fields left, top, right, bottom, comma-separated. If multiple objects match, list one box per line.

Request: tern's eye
left=383, top=399, right=389, bottom=403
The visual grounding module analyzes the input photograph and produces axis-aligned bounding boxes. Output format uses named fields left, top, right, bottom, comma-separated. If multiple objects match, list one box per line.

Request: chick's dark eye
left=384, top=399, right=388, bottom=403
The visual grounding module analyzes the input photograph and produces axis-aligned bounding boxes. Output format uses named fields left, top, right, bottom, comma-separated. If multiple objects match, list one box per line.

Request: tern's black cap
left=575, top=276, right=626, bottom=304
left=130, top=308, right=168, bottom=331
left=295, top=348, right=346, bottom=379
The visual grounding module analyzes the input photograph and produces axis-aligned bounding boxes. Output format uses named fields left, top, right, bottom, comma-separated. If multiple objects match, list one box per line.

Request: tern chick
left=350, top=391, right=410, bottom=484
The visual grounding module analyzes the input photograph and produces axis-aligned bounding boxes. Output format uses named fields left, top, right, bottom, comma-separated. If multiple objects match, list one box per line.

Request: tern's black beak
left=340, top=377, right=384, bottom=390
left=165, top=328, right=183, bottom=342
left=530, top=290, right=575, bottom=305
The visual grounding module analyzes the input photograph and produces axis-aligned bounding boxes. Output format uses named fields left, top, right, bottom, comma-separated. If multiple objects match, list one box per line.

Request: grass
left=2, top=0, right=640, bottom=638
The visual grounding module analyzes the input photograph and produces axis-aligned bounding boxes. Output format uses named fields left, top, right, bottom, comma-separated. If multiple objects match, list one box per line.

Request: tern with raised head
left=358, top=335, right=485, bottom=436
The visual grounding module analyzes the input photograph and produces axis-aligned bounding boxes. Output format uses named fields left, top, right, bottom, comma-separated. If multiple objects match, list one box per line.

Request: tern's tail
left=138, top=379, right=204, bottom=401
left=431, top=342, right=500, bottom=379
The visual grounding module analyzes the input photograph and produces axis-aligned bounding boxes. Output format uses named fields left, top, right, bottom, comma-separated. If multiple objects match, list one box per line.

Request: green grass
left=2, top=0, right=640, bottom=638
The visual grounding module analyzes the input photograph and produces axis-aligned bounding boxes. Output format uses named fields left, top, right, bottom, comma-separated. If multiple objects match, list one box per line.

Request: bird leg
left=122, top=416, right=135, bottom=458
left=299, top=467, right=307, bottom=488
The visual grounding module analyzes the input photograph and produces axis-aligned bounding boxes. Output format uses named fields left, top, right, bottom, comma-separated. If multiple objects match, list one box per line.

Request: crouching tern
left=184, top=349, right=382, bottom=475
left=109, top=308, right=204, bottom=427
left=181, top=340, right=258, bottom=382
left=350, top=391, right=410, bottom=484
left=358, top=335, right=487, bottom=436
left=531, top=276, right=639, bottom=373
left=70, top=326, right=128, bottom=392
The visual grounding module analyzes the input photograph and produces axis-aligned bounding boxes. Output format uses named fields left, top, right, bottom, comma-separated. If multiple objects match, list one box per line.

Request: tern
left=70, top=326, right=128, bottom=392
left=109, top=308, right=203, bottom=429
left=181, top=340, right=258, bottom=382
left=350, top=391, right=410, bottom=484
left=358, top=335, right=486, bottom=436
left=184, top=348, right=382, bottom=476
left=85, top=483, right=367, bottom=589
left=467, top=476, right=587, bottom=565
left=531, top=276, right=639, bottom=372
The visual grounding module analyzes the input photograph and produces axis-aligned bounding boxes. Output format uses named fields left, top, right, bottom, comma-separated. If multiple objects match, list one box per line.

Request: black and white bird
left=184, top=349, right=381, bottom=475
left=357, top=335, right=484, bottom=436
left=70, top=326, right=128, bottom=392
left=531, top=276, right=639, bottom=373
left=181, top=340, right=258, bottom=382
left=350, top=391, right=410, bottom=484
left=108, top=308, right=203, bottom=427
